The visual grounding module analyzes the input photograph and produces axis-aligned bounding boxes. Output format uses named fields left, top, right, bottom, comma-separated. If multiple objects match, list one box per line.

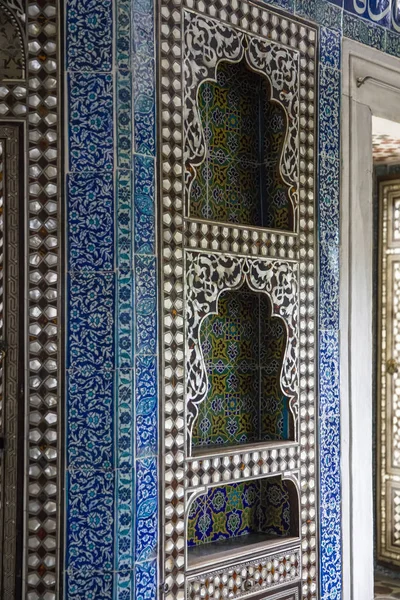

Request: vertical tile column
left=65, top=1, right=115, bottom=597
left=131, top=0, right=158, bottom=596
left=318, top=24, right=342, bottom=600
left=66, top=0, right=158, bottom=598
left=115, top=0, right=158, bottom=596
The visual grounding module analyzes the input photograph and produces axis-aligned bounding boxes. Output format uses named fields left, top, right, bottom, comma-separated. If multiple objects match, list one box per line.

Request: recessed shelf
left=191, top=284, right=294, bottom=452
left=187, top=476, right=299, bottom=568
left=188, top=58, right=294, bottom=231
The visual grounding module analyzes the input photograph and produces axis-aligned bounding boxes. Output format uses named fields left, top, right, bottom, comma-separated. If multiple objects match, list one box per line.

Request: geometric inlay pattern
left=160, top=1, right=317, bottom=599
left=0, top=1, right=61, bottom=598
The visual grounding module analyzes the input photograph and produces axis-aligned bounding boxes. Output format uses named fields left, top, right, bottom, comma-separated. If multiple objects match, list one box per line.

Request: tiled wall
left=65, top=0, right=157, bottom=598
left=63, top=0, right=400, bottom=599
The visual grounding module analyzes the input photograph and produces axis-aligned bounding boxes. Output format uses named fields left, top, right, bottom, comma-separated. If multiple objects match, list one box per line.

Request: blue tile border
left=66, top=0, right=113, bottom=72
left=67, top=172, right=114, bottom=272
left=68, top=73, right=114, bottom=172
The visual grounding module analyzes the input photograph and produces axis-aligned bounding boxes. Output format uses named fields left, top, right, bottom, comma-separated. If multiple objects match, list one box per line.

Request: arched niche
left=189, top=58, right=293, bottom=231
left=191, top=282, right=294, bottom=450
left=187, top=475, right=300, bottom=567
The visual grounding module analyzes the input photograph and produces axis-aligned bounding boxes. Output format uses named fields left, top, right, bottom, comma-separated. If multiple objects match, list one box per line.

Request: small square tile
left=319, top=66, right=341, bottom=160
left=135, top=559, right=157, bottom=600
left=344, top=0, right=390, bottom=28
left=117, top=169, right=133, bottom=270
left=135, top=457, right=158, bottom=562
left=66, top=0, right=113, bottom=71
left=135, top=255, right=157, bottom=355
left=116, top=469, right=134, bottom=571
left=319, top=155, right=340, bottom=244
left=68, top=73, right=113, bottom=172
left=66, top=571, right=113, bottom=600
left=117, top=70, right=132, bottom=169
left=134, top=154, right=155, bottom=254
left=133, top=55, right=155, bottom=156
left=68, top=172, right=114, bottom=271
left=319, top=242, right=340, bottom=330
left=68, top=272, right=115, bottom=370
left=320, top=27, right=341, bottom=68
left=133, top=0, right=155, bottom=56
left=67, top=370, right=114, bottom=469
left=343, top=12, right=386, bottom=50
left=295, top=0, right=342, bottom=30
left=117, top=369, right=134, bottom=469
left=66, top=469, right=114, bottom=573
left=117, top=270, right=134, bottom=369
left=136, top=355, right=157, bottom=457
left=319, top=330, right=340, bottom=417
left=117, top=0, right=131, bottom=69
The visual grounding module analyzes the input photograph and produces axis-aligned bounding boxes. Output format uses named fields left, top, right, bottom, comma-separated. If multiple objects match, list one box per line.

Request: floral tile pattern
left=190, top=60, right=293, bottom=230
left=68, top=73, right=114, bottom=172
left=64, top=0, right=400, bottom=597
left=66, top=0, right=113, bottom=71
left=187, top=477, right=294, bottom=548
left=66, top=0, right=157, bottom=596
left=192, top=287, right=290, bottom=448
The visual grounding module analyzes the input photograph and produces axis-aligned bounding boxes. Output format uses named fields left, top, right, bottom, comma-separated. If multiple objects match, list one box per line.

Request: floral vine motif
left=183, top=10, right=244, bottom=171
left=183, top=10, right=299, bottom=219
left=185, top=252, right=299, bottom=449
left=246, top=37, right=299, bottom=203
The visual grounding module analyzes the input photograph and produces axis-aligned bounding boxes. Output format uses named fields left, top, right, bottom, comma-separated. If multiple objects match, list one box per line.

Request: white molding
left=341, top=39, right=400, bottom=600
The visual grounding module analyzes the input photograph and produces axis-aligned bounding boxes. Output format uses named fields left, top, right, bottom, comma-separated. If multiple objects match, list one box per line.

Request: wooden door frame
left=341, top=39, right=400, bottom=600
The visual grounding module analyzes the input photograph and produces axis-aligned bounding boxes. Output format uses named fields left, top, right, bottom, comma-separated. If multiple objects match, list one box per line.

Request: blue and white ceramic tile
left=319, top=243, right=340, bottom=331
left=319, top=155, right=340, bottom=245
left=67, top=369, right=114, bottom=469
left=295, top=0, right=343, bottom=30
left=117, top=169, right=133, bottom=270
left=320, top=27, right=341, bottom=68
left=319, top=66, right=341, bottom=160
left=68, top=272, right=115, bottom=370
left=392, top=1, right=400, bottom=32
left=117, top=369, right=134, bottom=469
left=116, top=469, right=135, bottom=571
left=319, top=415, right=341, bottom=507
left=115, top=570, right=135, bottom=600
left=135, top=255, right=157, bottom=356
left=344, top=0, right=391, bottom=28
left=117, top=0, right=132, bottom=69
left=66, top=571, right=114, bottom=600
left=117, top=269, right=134, bottom=369
left=68, top=172, right=114, bottom=272
left=68, top=73, right=114, bottom=172
left=386, top=28, right=400, bottom=57
left=66, top=0, right=113, bottom=71
left=133, top=55, right=156, bottom=156
left=117, top=70, right=133, bottom=170
left=343, top=12, right=386, bottom=50
left=135, top=560, right=157, bottom=600
left=133, top=0, right=155, bottom=56
left=66, top=469, right=115, bottom=573
left=319, top=330, right=340, bottom=417
left=135, top=457, right=158, bottom=562
left=134, top=154, right=155, bottom=254
left=136, top=355, right=157, bottom=458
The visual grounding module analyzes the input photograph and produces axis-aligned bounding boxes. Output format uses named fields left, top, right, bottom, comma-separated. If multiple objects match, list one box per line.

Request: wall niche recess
left=188, top=58, right=293, bottom=231
left=187, top=476, right=299, bottom=568
left=192, top=283, right=294, bottom=451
